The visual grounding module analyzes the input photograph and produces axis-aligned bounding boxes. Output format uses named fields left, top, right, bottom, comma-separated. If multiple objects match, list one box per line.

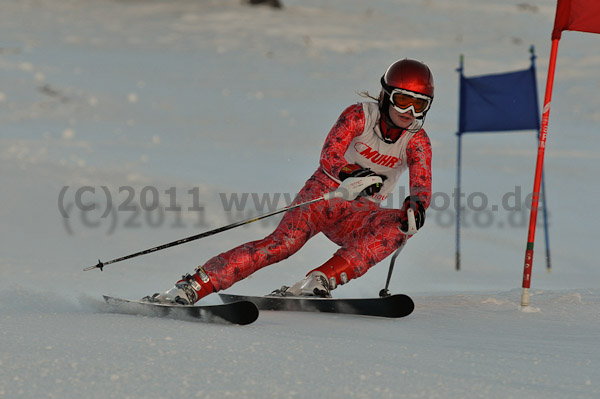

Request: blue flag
left=454, top=52, right=549, bottom=273
left=459, top=66, right=540, bottom=133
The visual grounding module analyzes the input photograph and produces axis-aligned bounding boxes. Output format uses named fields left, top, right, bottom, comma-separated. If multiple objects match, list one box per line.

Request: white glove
left=324, top=175, right=384, bottom=202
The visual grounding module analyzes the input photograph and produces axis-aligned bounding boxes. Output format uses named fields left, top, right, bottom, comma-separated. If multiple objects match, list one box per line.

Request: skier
left=146, top=59, right=434, bottom=305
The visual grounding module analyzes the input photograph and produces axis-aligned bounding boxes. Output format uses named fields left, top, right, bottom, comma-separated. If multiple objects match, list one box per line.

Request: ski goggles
left=385, top=88, right=432, bottom=117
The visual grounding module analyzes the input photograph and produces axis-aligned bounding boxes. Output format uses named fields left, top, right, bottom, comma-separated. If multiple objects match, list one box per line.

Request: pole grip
left=400, top=208, right=418, bottom=236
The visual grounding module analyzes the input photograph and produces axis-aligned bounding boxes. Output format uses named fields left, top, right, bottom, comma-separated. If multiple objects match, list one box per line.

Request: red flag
left=552, top=0, right=600, bottom=39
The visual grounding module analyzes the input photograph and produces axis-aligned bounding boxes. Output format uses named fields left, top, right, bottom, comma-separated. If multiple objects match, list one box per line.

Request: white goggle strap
left=389, top=87, right=432, bottom=102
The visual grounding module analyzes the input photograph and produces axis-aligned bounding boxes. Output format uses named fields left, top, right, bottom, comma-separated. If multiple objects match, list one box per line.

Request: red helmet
left=381, top=59, right=434, bottom=98
left=377, top=59, right=434, bottom=142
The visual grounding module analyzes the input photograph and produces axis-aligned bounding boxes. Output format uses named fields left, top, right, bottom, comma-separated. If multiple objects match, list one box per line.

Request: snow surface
left=1, top=0, right=599, bottom=398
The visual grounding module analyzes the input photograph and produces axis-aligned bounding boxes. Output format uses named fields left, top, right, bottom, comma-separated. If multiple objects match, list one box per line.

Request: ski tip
left=102, top=295, right=259, bottom=325
left=233, top=300, right=260, bottom=325
left=395, top=294, right=415, bottom=318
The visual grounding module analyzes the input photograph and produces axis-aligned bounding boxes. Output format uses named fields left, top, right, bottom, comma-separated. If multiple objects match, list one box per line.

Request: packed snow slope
left=1, top=0, right=599, bottom=398
left=1, top=288, right=598, bottom=399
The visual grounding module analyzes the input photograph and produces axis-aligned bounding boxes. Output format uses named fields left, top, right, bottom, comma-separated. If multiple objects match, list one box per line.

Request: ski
left=103, top=296, right=259, bottom=325
left=218, top=293, right=414, bottom=318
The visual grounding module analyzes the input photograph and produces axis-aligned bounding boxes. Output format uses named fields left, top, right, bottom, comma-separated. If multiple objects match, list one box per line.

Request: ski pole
left=379, top=209, right=417, bottom=298
left=83, top=195, right=326, bottom=272
left=83, top=175, right=383, bottom=272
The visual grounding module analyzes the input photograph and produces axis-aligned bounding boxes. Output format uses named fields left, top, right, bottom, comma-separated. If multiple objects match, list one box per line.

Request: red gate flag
left=552, top=0, right=600, bottom=39
left=522, top=0, right=600, bottom=307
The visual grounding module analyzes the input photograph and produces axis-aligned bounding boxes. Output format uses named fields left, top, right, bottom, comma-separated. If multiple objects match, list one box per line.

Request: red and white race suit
left=201, top=102, right=432, bottom=292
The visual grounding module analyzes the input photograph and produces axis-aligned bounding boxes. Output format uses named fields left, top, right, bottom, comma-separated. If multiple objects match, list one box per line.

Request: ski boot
left=143, top=268, right=215, bottom=305
left=271, top=271, right=332, bottom=298
left=143, top=280, right=198, bottom=305
left=271, top=255, right=356, bottom=298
